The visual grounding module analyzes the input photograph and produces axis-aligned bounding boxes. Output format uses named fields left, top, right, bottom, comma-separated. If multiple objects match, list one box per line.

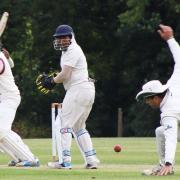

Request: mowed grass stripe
left=0, top=138, right=180, bottom=180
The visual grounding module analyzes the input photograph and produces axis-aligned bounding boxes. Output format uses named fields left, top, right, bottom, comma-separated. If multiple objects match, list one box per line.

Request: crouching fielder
left=136, top=24, right=180, bottom=176
left=0, top=49, right=39, bottom=167
left=40, top=25, right=99, bottom=169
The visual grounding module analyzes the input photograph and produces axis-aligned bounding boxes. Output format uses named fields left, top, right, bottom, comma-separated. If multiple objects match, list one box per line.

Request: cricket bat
left=0, top=12, right=9, bottom=37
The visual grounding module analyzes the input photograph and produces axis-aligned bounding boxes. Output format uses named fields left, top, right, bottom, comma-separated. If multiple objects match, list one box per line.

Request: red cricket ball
left=114, top=144, right=122, bottom=152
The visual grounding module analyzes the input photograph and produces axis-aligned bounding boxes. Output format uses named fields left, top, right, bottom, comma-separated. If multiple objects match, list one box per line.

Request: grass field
left=0, top=137, right=180, bottom=180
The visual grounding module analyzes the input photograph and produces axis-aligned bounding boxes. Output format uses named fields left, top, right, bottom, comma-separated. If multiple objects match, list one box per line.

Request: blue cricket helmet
left=53, top=25, right=73, bottom=37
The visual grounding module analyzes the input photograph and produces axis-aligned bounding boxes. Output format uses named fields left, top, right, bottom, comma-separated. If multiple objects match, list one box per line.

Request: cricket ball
left=114, top=144, right=122, bottom=152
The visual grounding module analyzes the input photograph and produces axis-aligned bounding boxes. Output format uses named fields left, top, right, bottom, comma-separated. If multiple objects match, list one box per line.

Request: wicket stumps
left=51, top=103, right=61, bottom=162
left=51, top=102, right=87, bottom=164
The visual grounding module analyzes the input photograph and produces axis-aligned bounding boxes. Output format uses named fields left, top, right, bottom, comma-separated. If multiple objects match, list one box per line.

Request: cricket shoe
left=142, top=164, right=164, bottom=176
left=47, top=161, right=72, bottom=169
left=85, top=163, right=98, bottom=169
left=8, top=160, right=21, bottom=166
left=85, top=158, right=100, bottom=169
left=16, top=158, right=40, bottom=167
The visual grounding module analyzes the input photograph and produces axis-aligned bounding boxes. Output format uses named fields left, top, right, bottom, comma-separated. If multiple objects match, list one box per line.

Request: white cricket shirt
left=0, top=52, right=20, bottom=95
left=160, top=38, right=180, bottom=118
left=60, top=36, right=89, bottom=90
left=159, top=38, right=180, bottom=165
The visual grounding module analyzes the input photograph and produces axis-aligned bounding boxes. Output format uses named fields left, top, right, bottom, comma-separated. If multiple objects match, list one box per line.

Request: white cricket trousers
left=155, top=116, right=178, bottom=165
left=0, top=93, right=36, bottom=161
left=0, top=94, right=20, bottom=132
left=61, top=82, right=97, bottom=163
left=62, top=82, right=95, bottom=131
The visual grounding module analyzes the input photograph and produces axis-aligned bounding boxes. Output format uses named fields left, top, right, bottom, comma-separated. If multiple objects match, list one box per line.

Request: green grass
left=0, top=137, right=180, bottom=179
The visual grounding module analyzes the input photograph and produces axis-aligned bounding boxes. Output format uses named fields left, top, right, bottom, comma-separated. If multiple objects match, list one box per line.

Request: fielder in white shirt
left=136, top=24, right=180, bottom=176
left=47, top=25, right=99, bottom=169
left=0, top=48, right=39, bottom=167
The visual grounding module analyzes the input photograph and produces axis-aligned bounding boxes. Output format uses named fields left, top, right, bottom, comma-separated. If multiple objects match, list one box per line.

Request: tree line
left=1, top=0, right=180, bottom=137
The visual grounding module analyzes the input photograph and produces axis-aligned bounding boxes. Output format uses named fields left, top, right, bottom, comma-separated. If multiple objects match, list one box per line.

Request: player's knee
left=155, top=126, right=164, bottom=137
left=73, top=123, right=86, bottom=134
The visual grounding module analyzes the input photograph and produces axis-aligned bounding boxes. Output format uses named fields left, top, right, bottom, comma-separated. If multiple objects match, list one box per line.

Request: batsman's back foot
left=15, top=158, right=40, bottom=167
left=47, top=161, right=72, bottom=169
left=8, top=160, right=21, bottom=166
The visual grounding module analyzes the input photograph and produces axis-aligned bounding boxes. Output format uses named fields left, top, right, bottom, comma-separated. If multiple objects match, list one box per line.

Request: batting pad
left=76, top=129, right=99, bottom=164
left=1, top=131, right=35, bottom=161
left=76, top=129, right=92, bottom=153
left=0, top=143, right=19, bottom=161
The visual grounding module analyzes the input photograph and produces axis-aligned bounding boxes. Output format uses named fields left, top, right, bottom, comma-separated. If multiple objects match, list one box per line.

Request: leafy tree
left=1, top=0, right=180, bottom=137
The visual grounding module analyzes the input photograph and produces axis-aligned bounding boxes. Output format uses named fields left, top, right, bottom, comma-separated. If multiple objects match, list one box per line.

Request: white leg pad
left=60, top=128, right=72, bottom=163
left=0, top=142, right=19, bottom=161
left=1, top=131, right=35, bottom=161
left=76, top=129, right=98, bottom=164
left=72, top=131, right=87, bottom=163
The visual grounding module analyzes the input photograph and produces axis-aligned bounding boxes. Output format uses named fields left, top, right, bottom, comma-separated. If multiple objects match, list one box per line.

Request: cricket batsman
left=0, top=12, right=39, bottom=167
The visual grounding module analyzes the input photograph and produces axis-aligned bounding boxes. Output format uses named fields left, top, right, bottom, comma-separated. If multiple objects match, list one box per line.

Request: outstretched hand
left=157, top=24, right=174, bottom=41
left=157, top=165, right=173, bottom=176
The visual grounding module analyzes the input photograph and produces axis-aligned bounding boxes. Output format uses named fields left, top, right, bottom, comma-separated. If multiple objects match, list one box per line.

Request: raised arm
left=167, top=38, right=180, bottom=65
left=158, top=24, right=180, bottom=64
